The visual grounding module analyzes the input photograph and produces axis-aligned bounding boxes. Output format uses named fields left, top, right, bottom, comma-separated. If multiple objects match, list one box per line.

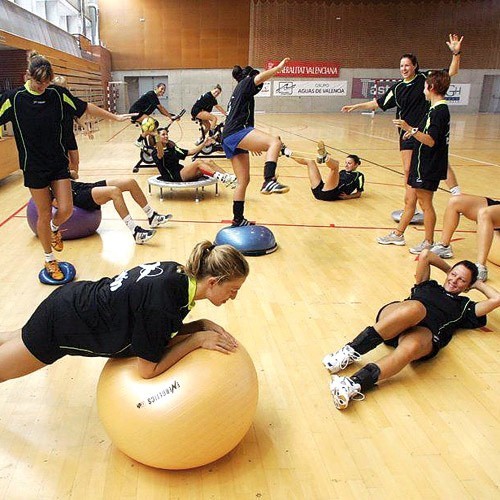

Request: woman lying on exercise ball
left=0, top=241, right=249, bottom=382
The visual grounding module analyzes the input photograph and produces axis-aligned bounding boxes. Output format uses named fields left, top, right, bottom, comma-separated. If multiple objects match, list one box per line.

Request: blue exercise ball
left=27, top=198, right=102, bottom=240
left=215, top=225, right=278, bottom=256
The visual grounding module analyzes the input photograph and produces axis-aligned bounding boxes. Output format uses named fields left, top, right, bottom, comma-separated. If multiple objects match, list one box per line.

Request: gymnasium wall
left=0, top=50, right=26, bottom=93
left=104, top=0, right=500, bottom=114
left=98, top=0, right=251, bottom=70
left=248, top=0, right=500, bottom=70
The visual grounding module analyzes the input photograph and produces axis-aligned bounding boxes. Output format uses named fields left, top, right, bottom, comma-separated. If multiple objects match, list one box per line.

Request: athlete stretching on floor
left=68, top=176, right=172, bottom=244
left=322, top=249, right=500, bottom=410
left=286, top=142, right=364, bottom=201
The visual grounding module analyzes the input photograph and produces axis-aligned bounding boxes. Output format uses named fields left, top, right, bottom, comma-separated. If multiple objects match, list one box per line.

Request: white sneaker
left=476, top=263, right=488, bottom=282
left=148, top=212, right=173, bottom=228
left=409, top=240, right=433, bottom=255
left=430, top=243, right=454, bottom=259
left=322, top=345, right=360, bottom=374
left=329, top=375, right=364, bottom=410
left=377, top=231, right=406, bottom=246
left=217, top=172, right=238, bottom=189
left=133, top=226, right=156, bottom=244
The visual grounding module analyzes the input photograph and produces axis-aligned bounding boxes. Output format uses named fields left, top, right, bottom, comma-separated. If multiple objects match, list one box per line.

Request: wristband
left=453, top=51, right=461, bottom=56
left=410, top=127, right=418, bottom=136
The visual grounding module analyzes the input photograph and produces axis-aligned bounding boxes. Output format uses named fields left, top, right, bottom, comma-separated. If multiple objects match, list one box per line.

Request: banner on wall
left=445, top=83, right=470, bottom=105
left=266, top=61, right=340, bottom=78
left=255, top=81, right=271, bottom=97
left=351, top=78, right=399, bottom=99
left=273, top=80, right=347, bottom=97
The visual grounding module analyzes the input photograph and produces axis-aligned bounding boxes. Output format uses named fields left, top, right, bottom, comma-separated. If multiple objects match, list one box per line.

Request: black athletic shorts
left=399, top=130, right=417, bottom=151
left=72, top=180, right=106, bottom=211
left=376, top=301, right=440, bottom=360
left=22, top=292, right=66, bottom=364
left=486, top=197, right=500, bottom=207
left=24, top=166, right=71, bottom=189
left=191, top=106, right=202, bottom=120
left=159, top=169, right=183, bottom=182
left=311, top=181, right=341, bottom=201
left=407, top=169, right=440, bottom=192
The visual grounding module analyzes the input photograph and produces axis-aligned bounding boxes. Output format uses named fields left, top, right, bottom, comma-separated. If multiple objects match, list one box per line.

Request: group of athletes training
left=0, top=34, right=499, bottom=410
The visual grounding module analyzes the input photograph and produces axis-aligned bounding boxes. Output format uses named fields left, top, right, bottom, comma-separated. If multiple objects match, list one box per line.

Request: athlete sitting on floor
left=322, top=249, right=500, bottom=410
left=284, top=141, right=364, bottom=201
left=68, top=174, right=172, bottom=244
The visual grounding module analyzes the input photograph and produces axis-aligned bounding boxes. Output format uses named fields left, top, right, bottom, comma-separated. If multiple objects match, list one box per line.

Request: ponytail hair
left=184, top=240, right=249, bottom=283
left=401, top=53, right=419, bottom=72
left=27, top=51, right=54, bottom=82
left=347, top=154, right=361, bottom=166
left=52, top=75, right=68, bottom=88
left=232, top=65, right=259, bottom=82
left=232, top=65, right=244, bottom=82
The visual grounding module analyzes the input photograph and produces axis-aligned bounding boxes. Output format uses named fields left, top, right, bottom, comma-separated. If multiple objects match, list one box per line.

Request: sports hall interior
left=0, top=0, right=499, bottom=498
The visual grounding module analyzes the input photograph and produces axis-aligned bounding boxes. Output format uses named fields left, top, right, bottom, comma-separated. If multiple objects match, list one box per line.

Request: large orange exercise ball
left=96, top=344, right=258, bottom=470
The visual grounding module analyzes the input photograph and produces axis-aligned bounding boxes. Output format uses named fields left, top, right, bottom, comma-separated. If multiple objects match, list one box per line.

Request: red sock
left=199, top=167, right=213, bottom=177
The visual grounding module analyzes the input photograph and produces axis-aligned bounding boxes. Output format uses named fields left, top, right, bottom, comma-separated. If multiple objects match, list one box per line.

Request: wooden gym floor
left=0, top=113, right=499, bottom=499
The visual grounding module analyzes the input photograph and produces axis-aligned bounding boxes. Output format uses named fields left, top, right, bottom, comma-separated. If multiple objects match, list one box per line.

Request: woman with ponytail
left=0, top=241, right=249, bottom=382
left=222, top=57, right=290, bottom=226
left=0, top=51, right=133, bottom=281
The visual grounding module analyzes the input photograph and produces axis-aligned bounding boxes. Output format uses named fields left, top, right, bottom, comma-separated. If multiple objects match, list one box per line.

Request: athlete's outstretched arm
left=254, top=58, right=290, bottom=86
left=86, top=103, right=135, bottom=122
left=446, top=33, right=463, bottom=77
left=341, top=99, right=379, bottom=113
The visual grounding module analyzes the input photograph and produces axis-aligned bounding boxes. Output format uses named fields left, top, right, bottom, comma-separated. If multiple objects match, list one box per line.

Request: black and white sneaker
left=213, top=172, right=238, bottom=189
left=280, top=143, right=293, bottom=157
left=330, top=375, right=365, bottom=410
left=133, top=226, right=156, bottom=244
left=148, top=212, right=173, bottom=228
left=260, top=179, right=290, bottom=195
left=231, top=218, right=254, bottom=227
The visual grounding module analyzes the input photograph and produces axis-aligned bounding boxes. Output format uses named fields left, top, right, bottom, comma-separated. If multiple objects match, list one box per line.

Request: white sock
left=123, top=215, right=137, bottom=233
left=142, top=204, right=154, bottom=218
left=44, top=252, right=55, bottom=263
left=450, top=186, right=461, bottom=196
left=50, top=220, right=59, bottom=232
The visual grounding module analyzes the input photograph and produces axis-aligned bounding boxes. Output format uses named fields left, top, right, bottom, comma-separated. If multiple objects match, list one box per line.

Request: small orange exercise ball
left=97, top=344, right=258, bottom=470
left=487, top=231, right=500, bottom=267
